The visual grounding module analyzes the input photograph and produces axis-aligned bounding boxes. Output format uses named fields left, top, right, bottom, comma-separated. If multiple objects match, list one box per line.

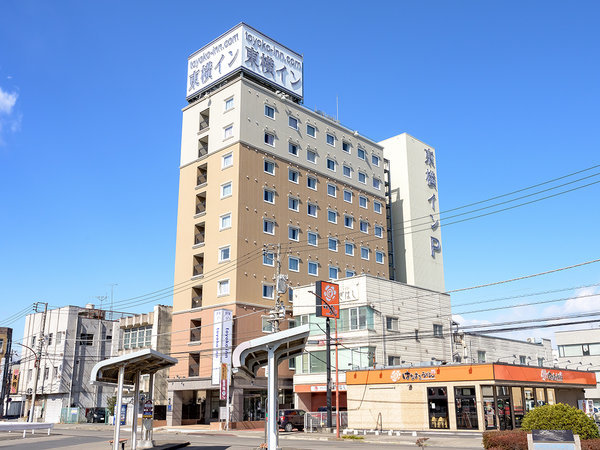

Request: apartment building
left=18, top=305, right=119, bottom=422
left=291, top=275, right=452, bottom=411
left=169, top=24, right=394, bottom=425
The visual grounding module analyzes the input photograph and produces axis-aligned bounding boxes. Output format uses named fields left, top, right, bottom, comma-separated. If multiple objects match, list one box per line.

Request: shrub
left=582, top=439, right=600, bottom=450
left=482, top=430, right=528, bottom=449
left=521, top=403, right=599, bottom=440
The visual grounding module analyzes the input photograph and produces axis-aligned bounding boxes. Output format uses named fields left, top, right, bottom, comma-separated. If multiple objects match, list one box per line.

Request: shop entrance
left=496, top=386, right=512, bottom=430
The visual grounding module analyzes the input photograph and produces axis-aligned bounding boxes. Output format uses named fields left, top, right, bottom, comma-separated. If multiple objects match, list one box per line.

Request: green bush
left=521, top=403, right=599, bottom=440
left=483, top=430, right=528, bottom=449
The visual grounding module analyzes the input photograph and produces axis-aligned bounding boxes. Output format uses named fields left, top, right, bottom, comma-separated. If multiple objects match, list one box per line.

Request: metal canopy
left=90, top=349, right=178, bottom=386
left=233, top=324, right=310, bottom=377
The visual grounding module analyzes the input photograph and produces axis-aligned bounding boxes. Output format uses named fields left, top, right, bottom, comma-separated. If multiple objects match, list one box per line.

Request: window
left=52, top=366, right=58, bottom=378
left=288, top=116, right=298, bottom=129
left=344, top=215, right=354, bottom=229
left=262, top=284, right=274, bottom=299
left=288, top=197, right=299, bottom=212
left=189, top=319, right=202, bottom=342
left=326, top=158, right=336, bottom=171
left=328, top=238, right=338, bottom=251
left=263, top=219, right=275, bottom=235
left=263, top=251, right=274, bottom=266
left=222, top=152, right=233, bottom=169
left=326, top=133, right=335, bottom=146
left=373, top=177, right=381, bottom=190
left=329, top=266, right=339, bottom=280
left=358, top=171, right=367, bottom=184
left=263, top=188, right=275, bottom=204
left=342, top=141, right=351, bottom=153
left=375, top=250, right=385, bottom=264
left=224, top=125, right=233, bottom=139
left=374, top=201, right=383, bottom=214
left=264, top=132, right=275, bottom=146
left=225, top=97, right=234, bottom=111
left=388, top=356, right=401, bottom=366
left=386, top=316, right=399, bottom=331
left=307, top=149, right=317, bottom=163
left=219, top=246, right=231, bottom=263
left=44, top=367, right=49, bottom=379
left=288, top=226, right=299, bottom=241
left=374, top=225, right=383, bottom=238
left=288, top=142, right=298, bottom=156
left=306, top=124, right=316, bottom=137
left=477, top=351, right=486, bottom=363
left=308, top=261, right=318, bottom=276
left=47, top=333, right=53, bottom=346
left=415, top=329, right=420, bottom=341
left=288, top=168, right=299, bottom=183
left=359, top=220, right=369, bottom=233
left=262, top=317, right=273, bottom=333
left=327, top=183, right=337, bottom=197
left=361, top=247, right=370, bottom=260
left=359, top=196, right=368, bottom=208
left=221, top=182, right=232, bottom=199
left=307, top=231, right=318, bottom=246
left=357, top=148, right=366, bottom=160
left=342, top=165, right=351, bottom=178
left=80, top=333, right=93, bottom=346
left=345, top=242, right=354, bottom=256
left=264, top=104, right=275, bottom=118
left=264, top=160, right=275, bottom=175
left=217, top=279, right=230, bottom=296
left=519, top=355, right=527, bottom=365
left=327, top=209, right=337, bottom=224
left=56, top=331, right=62, bottom=345
left=220, top=213, right=232, bottom=230
left=371, top=154, right=380, bottom=166
left=307, top=175, right=317, bottom=190
left=307, top=202, right=317, bottom=217
left=288, top=256, right=299, bottom=272
left=349, top=307, right=367, bottom=330
left=343, top=190, right=353, bottom=203
left=345, top=270, right=356, bottom=277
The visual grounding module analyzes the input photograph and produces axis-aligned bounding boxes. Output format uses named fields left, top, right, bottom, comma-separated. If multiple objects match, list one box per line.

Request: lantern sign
left=315, top=281, right=339, bottom=319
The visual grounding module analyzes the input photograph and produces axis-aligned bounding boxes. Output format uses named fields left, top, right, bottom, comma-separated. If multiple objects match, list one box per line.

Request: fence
left=304, top=411, right=348, bottom=432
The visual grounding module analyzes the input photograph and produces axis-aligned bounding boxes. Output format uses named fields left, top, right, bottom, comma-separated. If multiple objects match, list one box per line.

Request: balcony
left=196, top=164, right=208, bottom=187
left=191, top=286, right=202, bottom=309
left=198, top=136, right=209, bottom=159
left=190, top=319, right=201, bottom=343
left=194, top=231, right=205, bottom=246
left=195, top=194, right=206, bottom=216
left=193, top=255, right=204, bottom=277
left=198, top=110, right=209, bottom=133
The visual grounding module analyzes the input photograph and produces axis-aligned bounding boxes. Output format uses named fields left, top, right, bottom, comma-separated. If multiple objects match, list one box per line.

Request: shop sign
left=315, top=281, right=339, bottom=319
left=212, top=309, right=233, bottom=385
left=540, top=369, right=563, bottom=382
left=9, top=369, right=19, bottom=394
left=310, top=384, right=347, bottom=392
left=220, top=362, right=228, bottom=401
left=424, top=148, right=441, bottom=259
left=187, top=23, right=303, bottom=100
left=391, top=368, right=436, bottom=382
left=494, top=365, right=596, bottom=385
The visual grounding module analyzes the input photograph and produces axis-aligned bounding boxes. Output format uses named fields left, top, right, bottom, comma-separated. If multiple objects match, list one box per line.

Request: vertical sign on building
left=212, top=309, right=233, bottom=385
left=425, top=148, right=442, bottom=258
left=315, top=281, right=340, bottom=319
left=220, top=362, right=228, bottom=401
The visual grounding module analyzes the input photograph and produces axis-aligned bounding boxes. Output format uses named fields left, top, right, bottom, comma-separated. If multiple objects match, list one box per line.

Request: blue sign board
left=120, top=404, right=127, bottom=426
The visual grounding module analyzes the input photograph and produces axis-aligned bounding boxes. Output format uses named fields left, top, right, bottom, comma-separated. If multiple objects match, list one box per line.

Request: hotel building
left=168, top=24, right=444, bottom=425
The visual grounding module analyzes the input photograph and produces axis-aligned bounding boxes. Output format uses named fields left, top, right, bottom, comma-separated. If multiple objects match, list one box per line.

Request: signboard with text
left=187, top=23, right=303, bottom=101
left=220, top=363, right=228, bottom=401
left=315, top=281, right=339, bottom=319
left=212, top=309, right=233, bottom=385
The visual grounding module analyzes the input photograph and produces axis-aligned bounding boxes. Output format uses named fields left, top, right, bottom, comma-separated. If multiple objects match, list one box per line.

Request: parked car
left=278, top=409, right=305, bottom=432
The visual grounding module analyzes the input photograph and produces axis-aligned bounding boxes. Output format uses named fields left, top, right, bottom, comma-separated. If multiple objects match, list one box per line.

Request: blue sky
left=1, top=1, right=600, bottom=348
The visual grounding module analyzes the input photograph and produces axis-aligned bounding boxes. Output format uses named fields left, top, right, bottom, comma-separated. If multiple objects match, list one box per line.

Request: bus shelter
left=90, top=349, right=177, bottom=450
left=233, top=324, right=310, bottom=450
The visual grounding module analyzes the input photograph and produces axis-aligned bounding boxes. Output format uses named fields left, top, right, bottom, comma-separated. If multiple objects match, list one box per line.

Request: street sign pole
left=326, top=317, right=332, bottom=429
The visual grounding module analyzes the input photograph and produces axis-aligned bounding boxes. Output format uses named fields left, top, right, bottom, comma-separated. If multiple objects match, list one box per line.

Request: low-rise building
left=456, top=333, right=552, bottom=366
left=18, top=305, right=119, bottom=422
left=555, top=328, right=600, bottom=408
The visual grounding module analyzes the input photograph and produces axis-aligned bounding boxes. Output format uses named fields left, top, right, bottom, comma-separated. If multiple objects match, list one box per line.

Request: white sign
left=187, top=23, right=303, bottom=100
left=212, top=309, right=233, bottom=385
left=310, top=384, right=347, bottom=392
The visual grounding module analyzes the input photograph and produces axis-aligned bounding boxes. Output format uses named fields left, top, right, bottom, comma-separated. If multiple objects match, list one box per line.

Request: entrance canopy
left=233, top=324, right=310, bottom=378
left=90, top=348, right=178, bottom=386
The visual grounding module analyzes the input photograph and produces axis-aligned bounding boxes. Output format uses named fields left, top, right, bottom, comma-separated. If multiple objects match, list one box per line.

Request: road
left=0, top=427, right=484, bottom=449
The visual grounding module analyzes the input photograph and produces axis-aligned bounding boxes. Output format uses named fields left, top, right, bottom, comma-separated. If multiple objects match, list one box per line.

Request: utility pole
left=264, top=244, right=287, bottom=333
left=95, top=296, right=107, bottom=408
left=108, top=284, right=118, bottom=321
left=29, top=302, right=48, bottom=423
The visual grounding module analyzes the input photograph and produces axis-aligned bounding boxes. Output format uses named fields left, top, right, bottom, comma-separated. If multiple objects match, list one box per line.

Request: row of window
left=262, top=250, right=385, bottom=274
left=263, top=158, right=382, bottom=190
left=263, top=104, right=380, bottom=164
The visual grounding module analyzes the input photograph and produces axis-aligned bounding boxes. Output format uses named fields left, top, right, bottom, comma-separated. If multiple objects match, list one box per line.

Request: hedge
left=521, top=403, right=599, bottom=440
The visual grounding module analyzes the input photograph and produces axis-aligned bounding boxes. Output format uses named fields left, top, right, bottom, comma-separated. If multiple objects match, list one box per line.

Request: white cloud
left=0, top=86, right=17, bottom=114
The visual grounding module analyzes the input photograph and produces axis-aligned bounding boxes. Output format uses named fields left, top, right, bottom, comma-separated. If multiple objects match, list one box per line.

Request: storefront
left=294, top=383, right=348, bottom=412
left=346, top=363, right=596, bottom=432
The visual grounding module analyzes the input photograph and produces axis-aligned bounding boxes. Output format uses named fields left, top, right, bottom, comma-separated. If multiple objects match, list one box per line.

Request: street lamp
left=497, top=354, right=517, bottom=362
left=578, top=363, right=593, bottom=370
left=565, top=360, right=582, bottom=369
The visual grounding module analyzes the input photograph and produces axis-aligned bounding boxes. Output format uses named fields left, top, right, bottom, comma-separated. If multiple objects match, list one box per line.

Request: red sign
left=315, top=281, right=339, bottom=319
left=220, top=363, right=228, bottom=400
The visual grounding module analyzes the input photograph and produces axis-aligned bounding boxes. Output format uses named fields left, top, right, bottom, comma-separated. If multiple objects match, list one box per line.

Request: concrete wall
left=460, top=333, right=553, bottom=366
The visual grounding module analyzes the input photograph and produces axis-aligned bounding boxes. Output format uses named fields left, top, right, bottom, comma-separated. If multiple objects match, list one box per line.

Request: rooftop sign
left=187, top=23, right=303, bottom=101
